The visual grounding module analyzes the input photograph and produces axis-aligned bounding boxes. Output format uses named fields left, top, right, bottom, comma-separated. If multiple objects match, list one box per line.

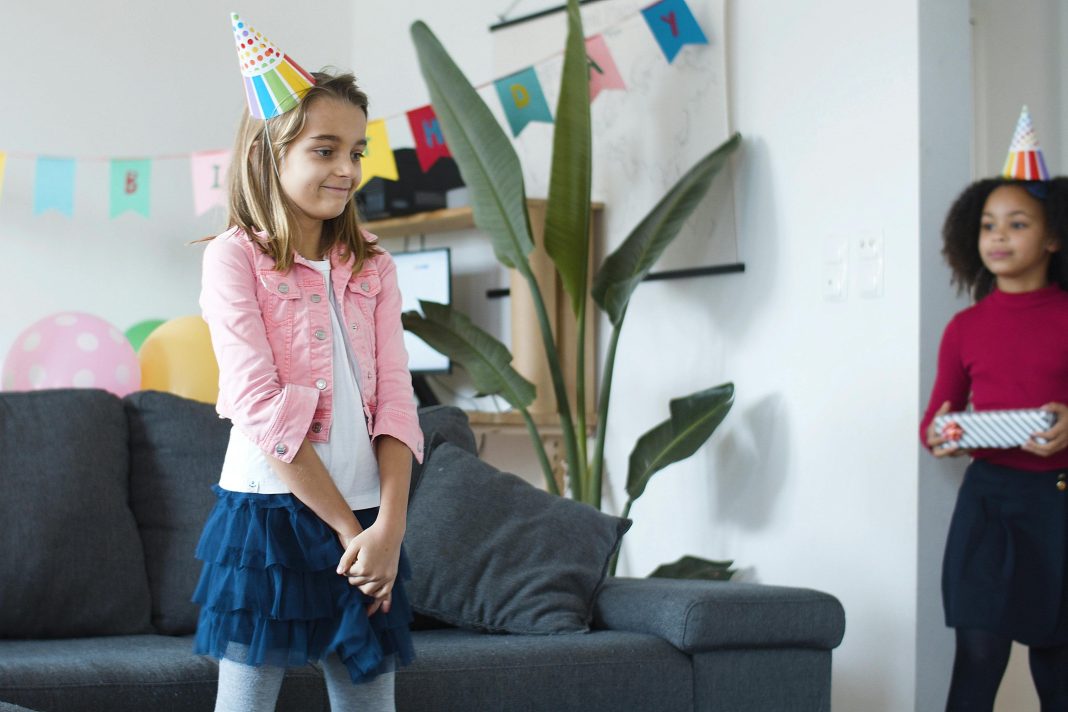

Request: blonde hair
left=218, top=70, right=379, bottom=272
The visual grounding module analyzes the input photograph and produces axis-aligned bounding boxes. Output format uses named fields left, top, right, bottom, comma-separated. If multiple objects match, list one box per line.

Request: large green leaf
left=649, top=555, right=735, bottom=581
left=593, top=133, right=742, bottom=326
left=626, top=383, right=734, bottom=501
left=543, top=0, right=592, bottom=317
left=402, top=301, right=535, bottom=410
left=410, top=22, right=534, bottom=269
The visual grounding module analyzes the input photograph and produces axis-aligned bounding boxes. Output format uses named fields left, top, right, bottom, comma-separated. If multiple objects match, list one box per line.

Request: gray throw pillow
left=404, top=442, right=631, bottom=634
left=0, top=389, right=152, bottom=637
left=412, top=405, right=477, bottom=498
left=125, top=390, right=232, bottom=635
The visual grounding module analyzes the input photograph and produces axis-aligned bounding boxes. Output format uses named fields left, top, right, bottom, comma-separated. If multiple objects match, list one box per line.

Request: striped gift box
left=933, top=409, right=1057, bottom=449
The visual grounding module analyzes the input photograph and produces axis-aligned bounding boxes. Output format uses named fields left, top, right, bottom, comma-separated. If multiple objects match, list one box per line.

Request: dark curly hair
left=942, top=176, right=1068, bottom=301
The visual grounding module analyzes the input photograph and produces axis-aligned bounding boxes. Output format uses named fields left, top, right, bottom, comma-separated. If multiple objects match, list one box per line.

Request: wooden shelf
left=465, top=409, right=598, bottom=435
left=364, top=199, right=605, bottom=239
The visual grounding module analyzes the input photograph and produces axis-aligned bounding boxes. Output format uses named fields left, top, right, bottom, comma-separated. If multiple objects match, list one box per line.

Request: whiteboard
left=489, top=0, right=738, bottom=274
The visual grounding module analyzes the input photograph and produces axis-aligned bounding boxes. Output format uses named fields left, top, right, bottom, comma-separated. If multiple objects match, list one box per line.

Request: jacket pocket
left=257, top=270, right=300, bottom=326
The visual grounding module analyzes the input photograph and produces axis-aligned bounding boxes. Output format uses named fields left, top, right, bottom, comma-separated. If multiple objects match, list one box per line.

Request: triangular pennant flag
left=191, top=150, right=231, bottom=216
left=585, top=35, right=626, bottom=103
left=34, top=157, right=75, bottom=216
left=0, top=152, right=6, bottom=203
left=407, top=105, right=452, bottom=172
left=641, top=0, right=709, bottom=63
left=359, top=119, right=399, bottom=188
left=494, top=67, right=554, bottom=137
left=1001, top=105, right=1050, bottom=181
left=110, top=159, right=152, bottom=218
left=230, top=12, right=316, bottom=119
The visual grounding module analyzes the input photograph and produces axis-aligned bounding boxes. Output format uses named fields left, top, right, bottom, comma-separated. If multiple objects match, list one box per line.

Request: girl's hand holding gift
left=1022, top=402, right=1068, bottom=457
left=927, top=401, right=969, bottom=458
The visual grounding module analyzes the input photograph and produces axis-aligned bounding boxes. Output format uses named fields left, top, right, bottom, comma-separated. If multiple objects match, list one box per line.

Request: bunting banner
left=407, top=104, right=452, bottom=172
left=191, top=150, right=231, bottom=216
left=359, top=119, right=399, bottom=188
left=110, top=159, right=152, bottom=218
left=2, top=0, right=714, bottom=220
left=495, top=67, right=554, bottom=137
left=585, top=35, right=626, bottom=102
left=641, top=0, right=709, bottom=63
left=34, top=157, right=75, bottom=216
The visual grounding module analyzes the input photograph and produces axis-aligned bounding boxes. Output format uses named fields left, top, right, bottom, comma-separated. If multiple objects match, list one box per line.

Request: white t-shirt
left=217, top=259, right=381, bottom=510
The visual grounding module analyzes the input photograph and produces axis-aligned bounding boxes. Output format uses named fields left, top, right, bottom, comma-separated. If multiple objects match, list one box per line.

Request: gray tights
left=214, top=647, right=396, bottom=712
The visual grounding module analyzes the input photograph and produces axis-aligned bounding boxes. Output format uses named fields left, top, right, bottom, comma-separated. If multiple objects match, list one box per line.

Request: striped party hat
left=1001, top=105, right=1050, bottom=181
left=230, top=12, right=316, bottom=120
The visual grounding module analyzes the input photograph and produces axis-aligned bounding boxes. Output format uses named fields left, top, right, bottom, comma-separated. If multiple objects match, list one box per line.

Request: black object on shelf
left=412, top=374, right=440, bottom=408
left=357, top=149, right=465, bottom=221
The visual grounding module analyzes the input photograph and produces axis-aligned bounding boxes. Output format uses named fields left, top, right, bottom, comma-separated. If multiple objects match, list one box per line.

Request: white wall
left=0, top=1, right=1000, bottom=710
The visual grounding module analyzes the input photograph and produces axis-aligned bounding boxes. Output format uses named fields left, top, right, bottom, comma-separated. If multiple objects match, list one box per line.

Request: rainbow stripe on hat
left=230, top=13, right=316, bottom=120
left=1001, top=105, right=1050, bottom=181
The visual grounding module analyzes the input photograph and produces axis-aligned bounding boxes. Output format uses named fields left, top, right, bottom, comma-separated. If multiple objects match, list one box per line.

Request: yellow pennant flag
left=0, top=152, right=6, bottom=201
left=358, top=119, right=399, bottom=189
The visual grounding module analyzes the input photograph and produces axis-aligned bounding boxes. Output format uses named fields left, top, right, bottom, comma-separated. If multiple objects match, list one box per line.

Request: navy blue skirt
left=192, top=486, right=415, bottom=682
left=942, top=460, right=1068, bottom=646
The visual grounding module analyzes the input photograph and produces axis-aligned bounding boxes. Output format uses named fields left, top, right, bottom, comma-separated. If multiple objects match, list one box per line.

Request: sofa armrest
left=592, top=577, right=845, bottom=655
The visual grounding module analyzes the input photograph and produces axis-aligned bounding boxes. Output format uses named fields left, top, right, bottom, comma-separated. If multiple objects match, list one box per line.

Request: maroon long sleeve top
left=920, top=284, right=1068, bottom=471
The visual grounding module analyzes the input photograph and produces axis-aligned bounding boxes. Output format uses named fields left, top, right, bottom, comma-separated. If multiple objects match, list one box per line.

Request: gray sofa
left=0, top=388, right=845, bottom=711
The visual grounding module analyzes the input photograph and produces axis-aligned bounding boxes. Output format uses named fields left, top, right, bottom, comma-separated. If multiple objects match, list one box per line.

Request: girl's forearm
left=266, top=438, right=362, bottom=541
left=373, top=435, right=412, bottom=538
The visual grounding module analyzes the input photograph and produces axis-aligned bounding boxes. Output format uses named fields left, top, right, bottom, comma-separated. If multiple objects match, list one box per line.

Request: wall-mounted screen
left=393, top=247, right=452, bottom=375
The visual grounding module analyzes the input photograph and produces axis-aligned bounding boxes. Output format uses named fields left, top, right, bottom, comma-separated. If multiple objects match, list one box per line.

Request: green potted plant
left=405, top=0, right=740, bottom=577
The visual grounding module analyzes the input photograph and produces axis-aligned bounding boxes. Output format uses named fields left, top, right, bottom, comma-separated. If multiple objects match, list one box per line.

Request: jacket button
left=311, top=422, right=323, bottom=433
left=316, top=378, right=328, bottom=390
left=1058, top=473, right=1066, bottom=491
left=315, top=329, right=327, bottom=340
left=361, top=281, right=370, bottom=292
left=274, top=443, right=287, bottom=455
left=310, top=294, right=322, bottom=303
left=278, top=283, right=289, bottom=294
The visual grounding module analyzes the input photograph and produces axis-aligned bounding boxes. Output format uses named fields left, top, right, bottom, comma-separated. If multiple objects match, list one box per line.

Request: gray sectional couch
left=0, top=388, right=845, bottom=711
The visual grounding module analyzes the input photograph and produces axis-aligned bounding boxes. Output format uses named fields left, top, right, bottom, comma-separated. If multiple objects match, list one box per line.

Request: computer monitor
left=393, top=247, right=452, bottom=375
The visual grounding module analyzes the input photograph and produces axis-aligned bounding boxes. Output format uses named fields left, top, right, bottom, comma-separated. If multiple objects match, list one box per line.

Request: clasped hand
left=926, top=401, right=1068, bottom=458
left=337, top=525, right=401, bottom=616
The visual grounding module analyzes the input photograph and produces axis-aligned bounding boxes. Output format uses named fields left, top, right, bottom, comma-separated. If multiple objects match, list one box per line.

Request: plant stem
left=608, top=498, right=634, bottom=576
left=519, top=265, right=582, bottom=500
left=590, top=316, right=624, bottom=512
left=575, top=291, right=589, bottom=504
left=520, top=407, right=559, bottom=495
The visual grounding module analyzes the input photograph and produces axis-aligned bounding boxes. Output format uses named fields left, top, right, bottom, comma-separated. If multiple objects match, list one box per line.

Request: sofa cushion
left=412, top=405, right=477, bottom=497
left=399, top=628, right=693, bottom=712
left=404, top=443, right=630, bottom=634
left=124, top=390, right=233, bottom=635
left=0, top=388, right=152, bottom=637
left=0, top=635, right=326, bottom=712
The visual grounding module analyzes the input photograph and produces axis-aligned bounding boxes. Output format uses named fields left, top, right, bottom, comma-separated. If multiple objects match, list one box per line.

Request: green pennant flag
left=110, top=159, right=152, bottom=218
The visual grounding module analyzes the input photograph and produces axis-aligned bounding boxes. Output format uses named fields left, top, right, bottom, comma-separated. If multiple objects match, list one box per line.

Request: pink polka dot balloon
left=2, top=312, right=141, bottom=397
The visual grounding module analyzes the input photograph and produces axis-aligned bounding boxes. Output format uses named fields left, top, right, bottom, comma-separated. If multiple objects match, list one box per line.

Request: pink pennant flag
left=407, top=105, right=452, bottom=172
left=585, top=35, right=626, bottom=103
left=191, top=150, right=231, bottom=216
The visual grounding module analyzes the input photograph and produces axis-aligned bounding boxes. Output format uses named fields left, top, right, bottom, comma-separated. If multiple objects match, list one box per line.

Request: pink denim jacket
left=199, top=226, right=424, bottom=465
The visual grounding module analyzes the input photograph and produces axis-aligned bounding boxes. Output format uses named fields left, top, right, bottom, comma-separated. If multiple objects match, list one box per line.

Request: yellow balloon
left=139, top=316, right=219, bottom=404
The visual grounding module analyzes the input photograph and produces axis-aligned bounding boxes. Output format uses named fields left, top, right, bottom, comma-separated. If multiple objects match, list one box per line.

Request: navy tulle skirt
left=192, top=485, right=415, bottom=683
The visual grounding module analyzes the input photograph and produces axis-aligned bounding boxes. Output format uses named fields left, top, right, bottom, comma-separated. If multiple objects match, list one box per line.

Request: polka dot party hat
left=230, top=12, right=316, bottom=120
left=1001, top=105, right=1050, bottom=181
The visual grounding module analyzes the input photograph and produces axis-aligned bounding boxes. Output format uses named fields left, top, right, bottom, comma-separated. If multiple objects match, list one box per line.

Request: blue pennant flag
left=641, top=0, right=709, bottom=63
left=494, top=67, right=554, bottom=137
left=34, top=157, right=76, bottom=216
